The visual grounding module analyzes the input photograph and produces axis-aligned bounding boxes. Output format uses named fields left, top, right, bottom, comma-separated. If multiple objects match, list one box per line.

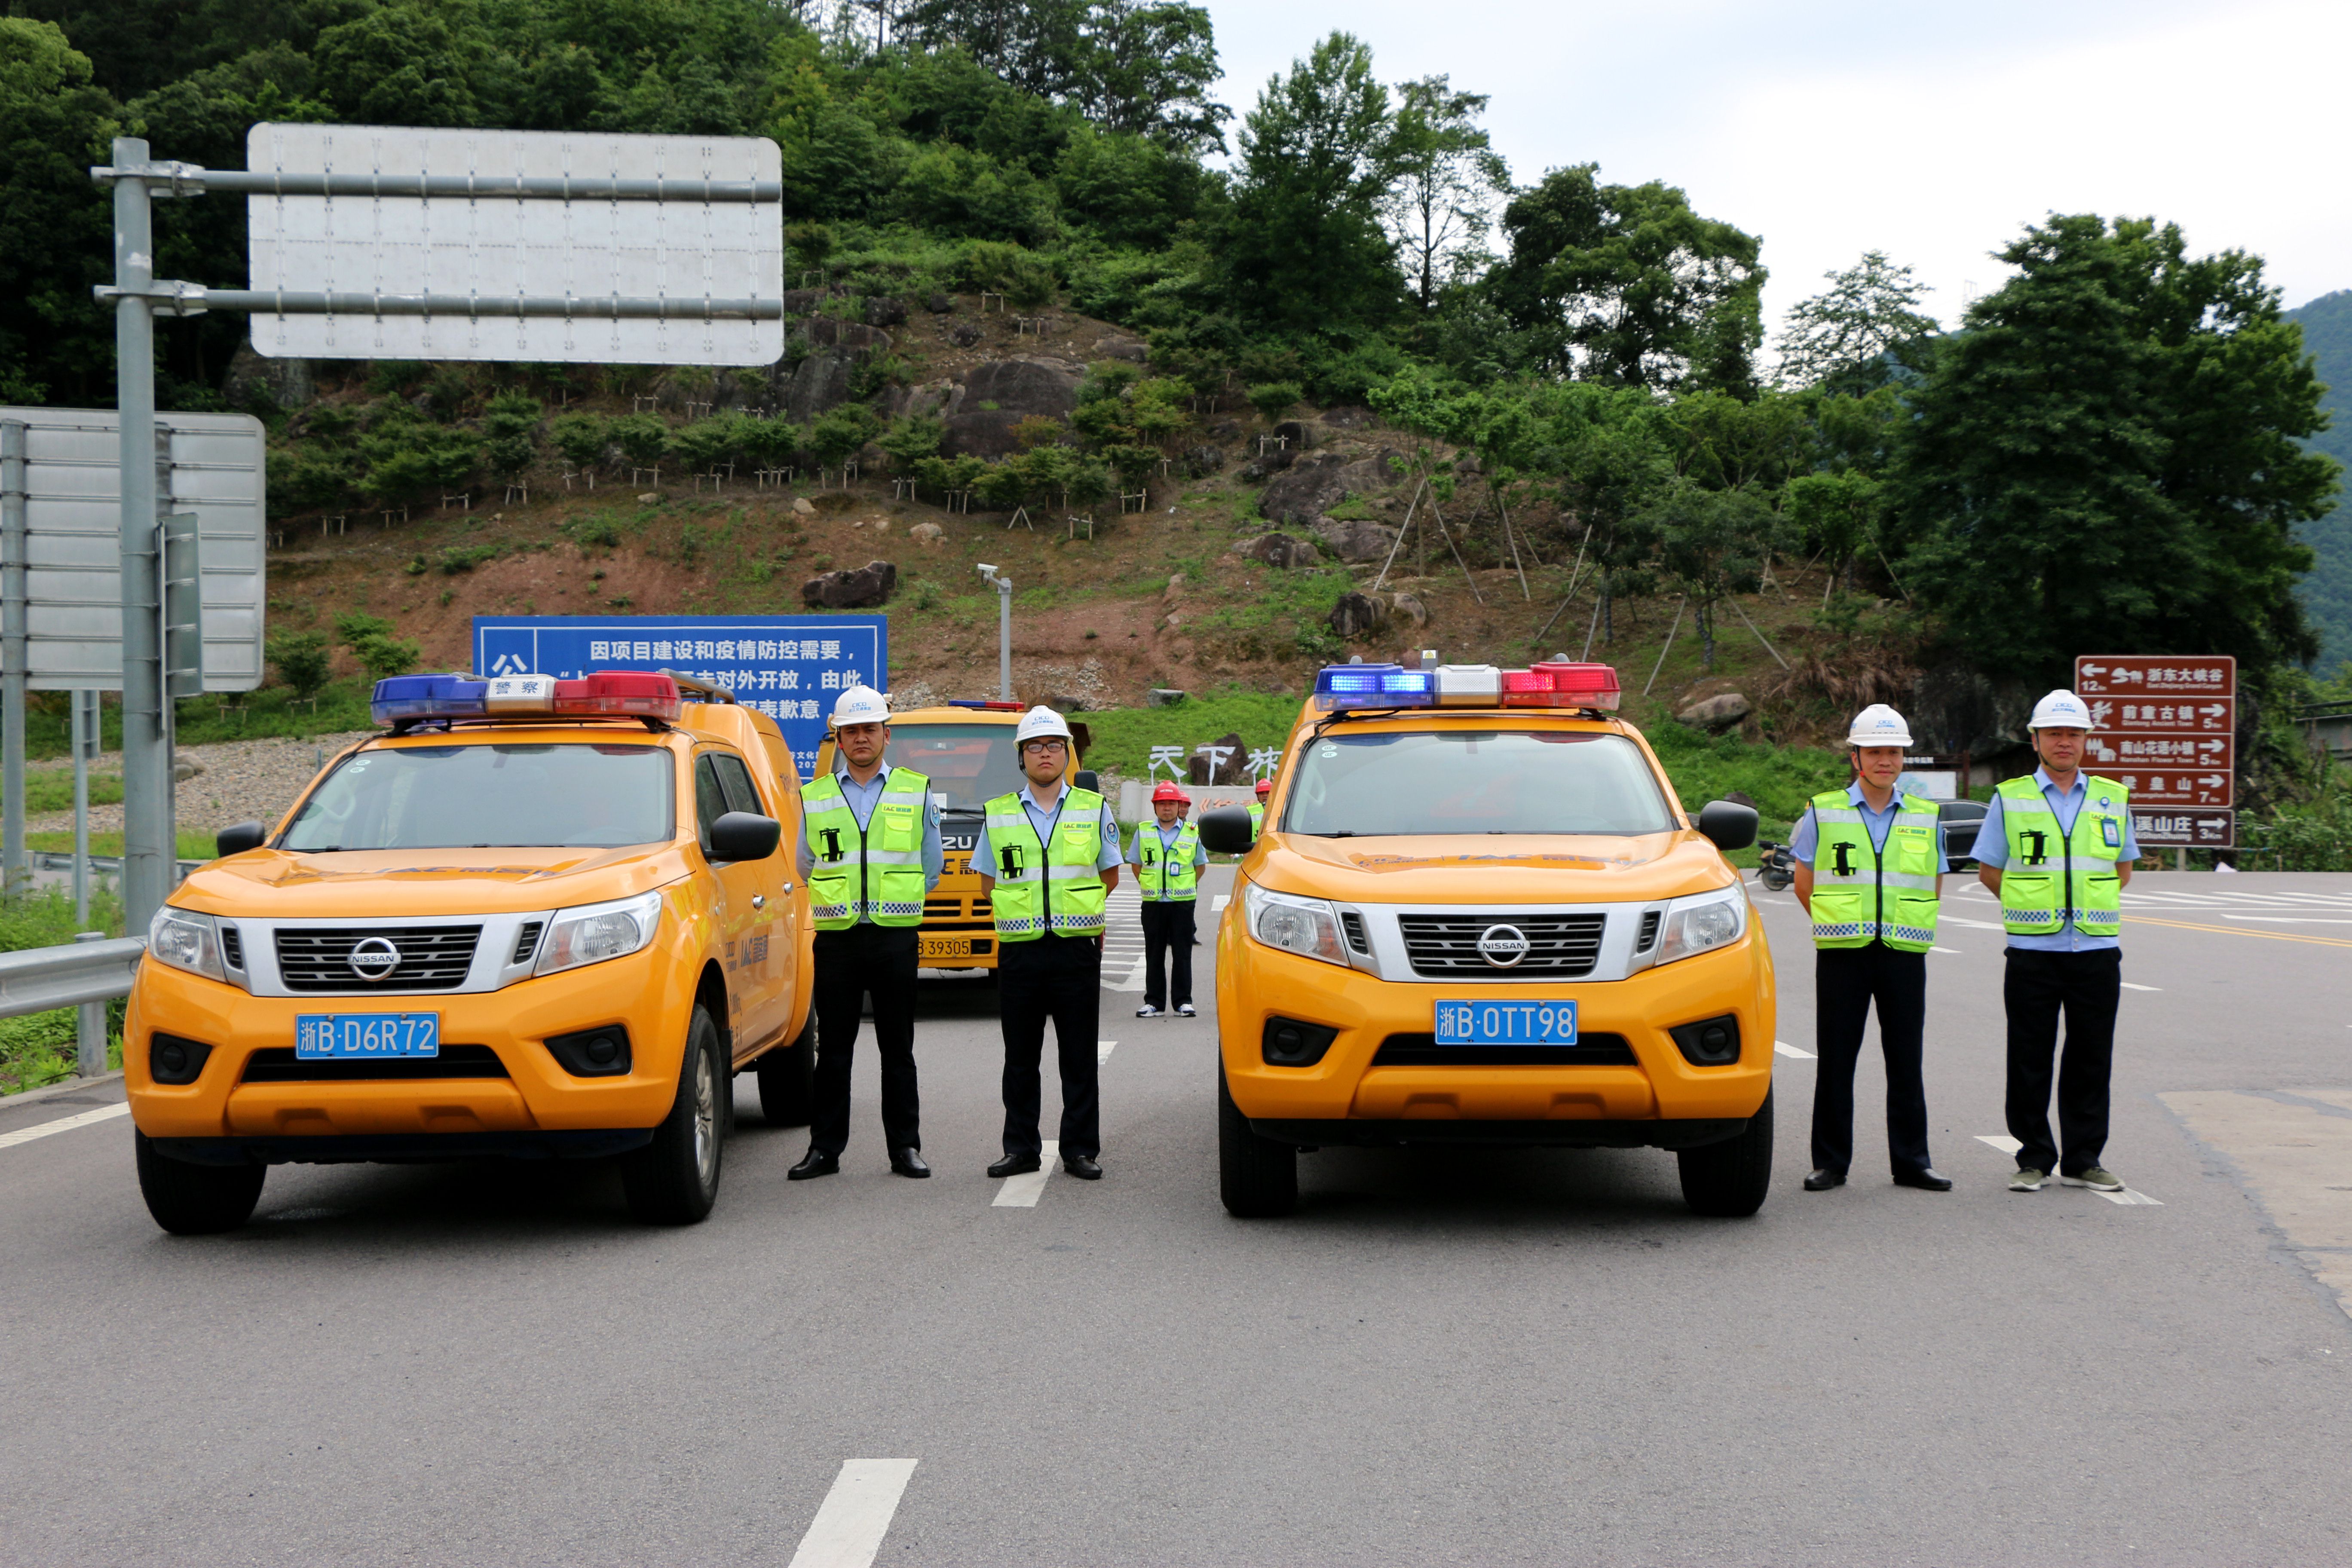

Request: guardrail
left=30, top=851, right=205, bottom=879
left=0, top=934, right=145, bottom=1083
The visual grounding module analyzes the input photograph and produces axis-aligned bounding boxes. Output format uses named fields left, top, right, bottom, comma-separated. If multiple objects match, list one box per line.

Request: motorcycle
left=1754, top=839, right=1795, bottom=893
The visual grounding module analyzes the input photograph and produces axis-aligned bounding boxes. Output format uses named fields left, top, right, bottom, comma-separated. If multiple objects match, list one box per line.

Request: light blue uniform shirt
left=794, top=766, right=946, bottom=921
left=1968, top=768, right=2138, bottom=952
left=1127, top=821, right=1209, bottom=900
left=969, top=783, right=1124, bottom=881
left=1791, top=781, right=1950, bottom=872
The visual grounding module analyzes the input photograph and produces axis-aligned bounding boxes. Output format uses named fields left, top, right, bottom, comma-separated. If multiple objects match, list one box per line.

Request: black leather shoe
left=1063, top=1153, right=1102, bottom=1180
left=787, top=1149, right=840, bottom=1181
left=1803, top=1168, right=1847, bottom=1191
left=987, top=1152, right=1041, bottom=1179
left=1894, top=1167, right=1954, bottom=1191
left=889, top=1147, right=930, bottom=1179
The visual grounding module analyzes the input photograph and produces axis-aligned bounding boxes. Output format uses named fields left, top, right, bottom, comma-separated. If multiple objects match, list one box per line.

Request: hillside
left=2288, top=289, right=2352, bottom=674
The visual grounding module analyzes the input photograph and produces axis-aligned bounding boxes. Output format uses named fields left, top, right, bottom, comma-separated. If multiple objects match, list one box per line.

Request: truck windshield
left=888, top=723, right=1025, bottom=813
left=1284, top=730, right=1676, bottom=837
left=279, top=744, right=676, bottom=851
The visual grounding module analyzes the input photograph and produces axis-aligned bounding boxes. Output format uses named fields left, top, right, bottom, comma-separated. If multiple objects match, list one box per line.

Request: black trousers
left=998, top=932, right=1101, bottom=1160
left=1811, top=942, right=1931, bottom=1176
left=808, top=923, right=921, bottom=1156
left=1139, top=898, right=1197, bottom=1009
left=2003, top=946, right=2121, bottom=1176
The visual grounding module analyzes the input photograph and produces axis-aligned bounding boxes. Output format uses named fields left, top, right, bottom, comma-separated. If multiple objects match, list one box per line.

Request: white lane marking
left=787, top=1458, right=919, bottom=1568
left=1755, top=896, right=1795, bottom=906
left=992, top=1139, right=1058, bottom=1208
left=0, top=1101, right=129, bottom=1151
left=1212, top=894, right=1230, bottom=913
left=2119, top=981, right=2161, bottom=992
left=2094, top=1185, right=2163, bottom=1206
left=1977, top=1134, right=2024, bottom=1155
left=1930, top=945, right=1964, bottom=954
left=1097, top=1038, right=1117, bottom=1066
left=2221, top=916, right=2352, bottom=924
left=1773, top=1041, right=1816, bottom=1059
left=1944, top=916, right=2007, bottom=930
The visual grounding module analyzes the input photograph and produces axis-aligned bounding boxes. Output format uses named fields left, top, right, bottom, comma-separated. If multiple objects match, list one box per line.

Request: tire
left=621, top=1006, right=725, bottom=1225
left=1218, top=1065, right=1297, bottom=1218
left=135, top=1131, right=264, bottom=1235
left=756, top=1014, right=815, bottom=1127
left=1760, top=867, right=1792, bottom=893
left=1676, top=1084, right=1774, bottom=1218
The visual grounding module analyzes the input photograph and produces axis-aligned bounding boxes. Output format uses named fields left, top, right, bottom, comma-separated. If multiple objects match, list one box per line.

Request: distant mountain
left=2287, top=289, right=2352, bottom=674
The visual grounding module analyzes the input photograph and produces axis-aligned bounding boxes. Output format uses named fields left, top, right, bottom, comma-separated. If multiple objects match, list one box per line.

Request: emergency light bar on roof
left=371, top=671, right=683, bottom=730
left=1313, top=660, right=1621, bottom=713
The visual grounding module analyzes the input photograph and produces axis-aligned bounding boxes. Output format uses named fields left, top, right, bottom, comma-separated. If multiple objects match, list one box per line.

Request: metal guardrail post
left=73, top=931, right=107, bottom=1075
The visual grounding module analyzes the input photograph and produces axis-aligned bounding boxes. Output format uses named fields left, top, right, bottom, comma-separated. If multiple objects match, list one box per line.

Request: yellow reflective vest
left=1996, top=775, right=2128, bottom=938
left=802, top=767, right=931, bottom=930
left=1806, top=789, right=1941, bottom=952
left=983, top=787, right=1109, bottom=940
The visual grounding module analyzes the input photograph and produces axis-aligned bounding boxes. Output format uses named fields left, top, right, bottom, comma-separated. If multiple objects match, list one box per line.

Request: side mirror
left=1197, top=805, right=1255, bottom=855
left=1696, top=800, right=1758, bottom=853
left=215, top=821, right=268, bottom=858
left=708, top=811, right=781, bottom=863
left=1073, top=768, right=1101, bottom=795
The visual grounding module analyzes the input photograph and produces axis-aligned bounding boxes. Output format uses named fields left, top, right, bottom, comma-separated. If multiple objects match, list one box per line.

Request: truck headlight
left=147, top=906, right=225, bottom=983
left=1243, top=881, right=1348, bottom=967
left=1652, top=885, right=1749, bottom=968
left=536, top=890, right=664, bottom=977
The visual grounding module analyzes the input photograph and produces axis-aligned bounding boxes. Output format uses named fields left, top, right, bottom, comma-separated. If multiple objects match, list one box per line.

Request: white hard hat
left=1014, top=704, right=1073, bottom=745
left=829, top=684, right=891, bottom=728
left=1846, top=704, right=1914, bottom=748
left=2028, top=689, right=2094, bottom=730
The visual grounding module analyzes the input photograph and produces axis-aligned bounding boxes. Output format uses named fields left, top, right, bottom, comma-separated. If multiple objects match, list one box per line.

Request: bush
left=608, top=414, right=671, bottom=469
left=264, top=631, right=332, bottom=700
left=1247, top=381, right=1302, bottom=425
left=353, top=633, right=421, bottom=680
left=549, top=413, right=609, bottom=469
left=808, top=404, right=882, bottom=468
left=877, top=415, right=944, bottom=471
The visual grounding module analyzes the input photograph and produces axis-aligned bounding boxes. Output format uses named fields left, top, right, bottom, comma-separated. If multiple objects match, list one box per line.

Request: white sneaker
left=1135, top=1005, right=1162, bottom=1018
left=1176, top=1003, right=1196, bottom=1017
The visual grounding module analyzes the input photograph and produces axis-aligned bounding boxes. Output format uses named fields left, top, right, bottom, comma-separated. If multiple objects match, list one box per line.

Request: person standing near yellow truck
left=1790, top=704, right=1952, bottom=1194
left=1248, top=778, right=1271, bottom=841
left=1968, top=689, right=2137, bottom=1195
left=1129, top=781, right=1207, bottom=1019
left=972, top=706, right=1123, bottom=1182
left=789, top=686, right=943, bottom=1182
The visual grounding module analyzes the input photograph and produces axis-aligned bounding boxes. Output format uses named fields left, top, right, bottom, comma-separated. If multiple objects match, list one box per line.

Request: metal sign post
left=1, top=418, right=25, bottom=893
left=2076, top=655, right=2237, bottom=850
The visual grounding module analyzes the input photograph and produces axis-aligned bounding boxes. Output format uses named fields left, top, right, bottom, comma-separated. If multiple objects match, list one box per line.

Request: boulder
left=947, top=322, right=982, bottom=348
left=926, top=293, right=955, bottom=314
left=792, top=497, right=815, bottom=516
left=1329, top=592, right=1390, bottom=640
left=1178, top=444, right=1224, bottom=479
left=637, top=492, right=661, bottom=504
left=1095, top=334, right=1148, bottom=363
left=908, top=521, right=945, bottom=545
left=225, top=345, right=314, bottom=411
left=862, top=294, right=907, bottom=328
left=1146, top=688, right=1188, bottom=708
left=1676, top=692, right=1752, bottom=731
left=1186, top=730, right=1246, bottom=786
left=1239, top=449, right=1297, bottom=483
left=888, top=379, right=961, bottom=420
left=1231, top=533, right=1320, bottom=570
left=1319, top=404, right=1376, bottom=429
left=940, top=358, right=1084, bottom=459
left=1208, top=419, right=1245, bottom=443
left=1311, top=516, right=1400, bottom=564
left=784, top=349, right=857, bottom=423
left=800, top=559, right=898, bottom=609
left=806, top=317, right=892, bottom=352
left=782, top=289, right=826, bottom=314
left=1259, top=450, right=1400, bottom=525
left=1388, top=592, right=1429, bottom=628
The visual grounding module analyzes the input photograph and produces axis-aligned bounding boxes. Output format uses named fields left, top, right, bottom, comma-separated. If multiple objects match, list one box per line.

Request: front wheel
left=621, top=1006, right=725, bottom=1225
left=1677, top=1085, right=1773, bottom=1218
left=757, top=1015, right=815, bottom=1127
left=135, top=1131, right=265, bottom=1234
left=1218, top=1066, right=1296, bottom=1218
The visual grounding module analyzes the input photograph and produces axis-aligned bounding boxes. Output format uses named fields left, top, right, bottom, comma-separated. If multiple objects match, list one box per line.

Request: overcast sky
left=1197, top=0, right=2349, bottom=335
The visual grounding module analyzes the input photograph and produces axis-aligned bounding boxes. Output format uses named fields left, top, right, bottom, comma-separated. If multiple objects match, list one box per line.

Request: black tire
left=135, top=1131, right=264, bottom=1235
left=621, top=1006, right=725, bottom=1225
left=756, top=1014, right=815, bottom=1127
left=1677, top=1084, right=1774, bottom=1218
left=1218, top=1065, right=1297, bottom=1218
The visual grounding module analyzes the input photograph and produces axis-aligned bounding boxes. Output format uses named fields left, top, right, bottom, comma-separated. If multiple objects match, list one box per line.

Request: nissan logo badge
left=348, top=937, right=401, bottom=982
left=1477, top=924, right=1529, bottom=968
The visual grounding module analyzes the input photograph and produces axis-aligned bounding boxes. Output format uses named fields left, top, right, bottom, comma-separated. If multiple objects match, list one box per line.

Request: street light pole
left=110, top=138, right=172, bottom=936
left=976, top=563, right=1013, bottom=703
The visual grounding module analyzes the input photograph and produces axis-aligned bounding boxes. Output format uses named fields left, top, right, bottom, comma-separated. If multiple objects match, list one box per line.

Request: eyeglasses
left=1021, top=739, right=1068, bottom=754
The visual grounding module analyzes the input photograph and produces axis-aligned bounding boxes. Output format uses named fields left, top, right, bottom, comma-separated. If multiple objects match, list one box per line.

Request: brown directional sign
left=2086, top=696, right=2234, bottom=734
left=2075, top=657, right=2237, bottom=834
left=2085, top=732, right=2234, bottom=769
left=2096, top=767, right=2234, bottom=807
left=2073, top=655, right=2235, bottom=696
left=2130, top=806, right=2235, bottom=850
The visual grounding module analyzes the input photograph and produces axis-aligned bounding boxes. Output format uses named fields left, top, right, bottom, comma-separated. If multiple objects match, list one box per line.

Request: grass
left=1081, top=691, right=1305, bottom=783
left=25, top=682, right=378, bottom=760
left=2, top=771, right=124, bottom=815
left=27, top=830, right=222, bottom=861
left=0, top=885, right=128, bottom=1095
left=1638, top=720, right=1851, bottom=867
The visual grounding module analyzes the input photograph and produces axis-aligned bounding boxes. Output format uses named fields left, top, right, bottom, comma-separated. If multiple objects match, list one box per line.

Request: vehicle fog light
left=1261, top=1016, right=1338, bottom=1067
left=1668, top=1014, right=1743, bottom=1066
left=545, top=1025, right=634, bottom=1078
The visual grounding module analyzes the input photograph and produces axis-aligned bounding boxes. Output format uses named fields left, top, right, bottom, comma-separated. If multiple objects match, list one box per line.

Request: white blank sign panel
left=244, top=123, right=785, bottom=367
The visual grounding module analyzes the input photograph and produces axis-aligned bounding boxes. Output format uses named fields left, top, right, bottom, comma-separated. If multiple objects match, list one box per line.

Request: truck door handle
left=752, top=895, right=766, bottom=909
left=776, top=881, right=792, bottom=894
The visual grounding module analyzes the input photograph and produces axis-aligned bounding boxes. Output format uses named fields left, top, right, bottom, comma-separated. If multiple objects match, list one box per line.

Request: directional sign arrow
left=2201, top=775, right=2226, bottom=789
left=2202, top=704, right=2227, bottom=718
left=2081, top=664, right=2107, bottom=679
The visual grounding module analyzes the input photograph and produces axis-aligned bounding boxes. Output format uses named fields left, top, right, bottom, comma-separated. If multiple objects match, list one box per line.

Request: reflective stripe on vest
left=1807, top=790, right=1942, bottom=952
left=984, top=787, right=1109, bottom=940
left=1136, top=822, right=1200, bottom=900
left=802, top=767, right=931, bottom=930
left=1997, top=775, right=2128, bottom=937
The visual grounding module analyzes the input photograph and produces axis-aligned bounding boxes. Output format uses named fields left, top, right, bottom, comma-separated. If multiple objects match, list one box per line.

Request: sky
left=1197, top=0, right=2351, bottom=336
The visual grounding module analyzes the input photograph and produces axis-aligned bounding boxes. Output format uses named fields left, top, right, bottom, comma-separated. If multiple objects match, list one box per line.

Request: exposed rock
left=174, top=759, right=206, bottom=782
left=1319, top=404, right=1376, bottom=429
left=1259, top=450, right=1400, bottom=525
left=1163, top=572, right=1185, bottom=598
left=926, top=293, right=954, bottom=314
left=948, top=322, right=982, bottom=348
left=224, top=345, right=314, bottom=411
left=1312, top=516, right=1400, bottom=564
left=1454, top=453, right=1483, bottom=475
left=1186, top=731, right=1246, bottom=786
left=806, top=317, right=892, bottom=352
left=1677, top=692, right=1752, bottom=730
left=792, top=497, right=815, bottom=516
left=800, top=559, right=898, bottom=609
left=784, top=349, right=857, bottom=423
left=888, top=379, right=961, bottom=421
left=908, top=521, right=945, bottom=545
left=871, top=518, right=891, bottom=533
left=1178, top=444, right=1224, bottom=479
left=1329, top=591, right=1390, bottom=640
left=1388, top=591, right=1429, bottom=628
left=1231, top=533, right=1320, bottom=570
left=940, top=358, right=1083, bottom=458
left=1095, top=334, right=1148, bottom=363
left=1146, top=688, right=1188, bottom=708
left=1208, top=419, right=1244, bottom=443
left=783, top=289, right=826, bottom=314
left=1239, top=448, right=1298, bottom=484
left=862, top=295, right=907, bottom=328
left=637, top=492, right=661, bottom=503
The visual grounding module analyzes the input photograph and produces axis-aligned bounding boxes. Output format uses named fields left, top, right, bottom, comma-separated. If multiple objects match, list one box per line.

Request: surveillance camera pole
left=976, top=564, right=1013, bottom=702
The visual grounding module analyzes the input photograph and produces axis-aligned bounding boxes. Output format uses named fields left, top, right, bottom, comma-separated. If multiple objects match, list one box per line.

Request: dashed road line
left=1097, top=1038, right=1117, bottom=1066
left=787, top=1458, right=919, bottom=1568
left=1773, top=1041, right=1815, bottom=1060
left=992, top=1139, right=1058, bottom=1208
left=0, top=1101, right=128, bottom=1151
left=2120, top=981, right=2162, bottom=992
left=1930, top=945, right=1964, bottom=955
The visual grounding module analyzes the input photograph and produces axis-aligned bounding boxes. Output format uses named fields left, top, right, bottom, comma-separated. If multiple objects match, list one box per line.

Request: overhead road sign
left=240, top=123, right=785, bottom=366
left=0, top=408, right=265, bottom=692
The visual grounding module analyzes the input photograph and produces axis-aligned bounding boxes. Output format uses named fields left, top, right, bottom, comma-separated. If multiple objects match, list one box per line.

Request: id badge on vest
left=2101, top=815, right=2120, bottom=849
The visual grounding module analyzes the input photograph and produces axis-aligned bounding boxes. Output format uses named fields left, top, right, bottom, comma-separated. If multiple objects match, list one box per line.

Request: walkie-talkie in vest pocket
left=818, top=827, right=845, bottom=863
left=1000, top=844, right=1024, bottom=878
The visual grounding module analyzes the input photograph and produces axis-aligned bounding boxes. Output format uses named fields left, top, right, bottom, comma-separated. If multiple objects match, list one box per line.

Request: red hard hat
left=1152, top=780, right=1185, bottom=802
left=1255, top=779, right=1272, bottom=795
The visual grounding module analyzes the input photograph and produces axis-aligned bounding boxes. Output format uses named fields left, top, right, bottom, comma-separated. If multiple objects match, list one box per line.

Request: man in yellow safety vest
left=1129, top=780, right=1207, bottom=1018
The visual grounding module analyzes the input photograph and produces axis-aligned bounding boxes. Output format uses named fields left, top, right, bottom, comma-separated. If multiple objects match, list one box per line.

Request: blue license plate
left=295, top=1013, right=441, bottom=1059
left=1434, top=999, right=1578, bottom=1045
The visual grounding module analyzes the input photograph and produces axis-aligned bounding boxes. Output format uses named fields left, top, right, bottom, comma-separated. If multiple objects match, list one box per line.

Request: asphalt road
left=3, top=868, right=2350, bottom=1566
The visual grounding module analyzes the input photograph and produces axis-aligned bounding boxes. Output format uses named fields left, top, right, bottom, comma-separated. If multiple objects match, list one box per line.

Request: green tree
left=1065, top=1, right=1227, bottom=151
left=1897, top=214, right=2339, bottom=686
left=549, top=413, right=610, bottom=471
left=1381, top=74, right=1508, bottom=312
left=1775, top=250, right=1940, bottom=393
left=0, top=19, right=120, bottom=406
left=263, top=630, right=331, bottom=700
left=1490, top=165, right=1766, bottom=396
left=1648, top=481, right=1772, bottom=671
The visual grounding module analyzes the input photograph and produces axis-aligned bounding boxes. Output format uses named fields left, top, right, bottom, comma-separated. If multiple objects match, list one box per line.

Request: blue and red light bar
left=372, top=670, right=683, bottom=727
left=947, top=698, right=1024, bottom=710
left=1314, top=659, right=1621, bottom=713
